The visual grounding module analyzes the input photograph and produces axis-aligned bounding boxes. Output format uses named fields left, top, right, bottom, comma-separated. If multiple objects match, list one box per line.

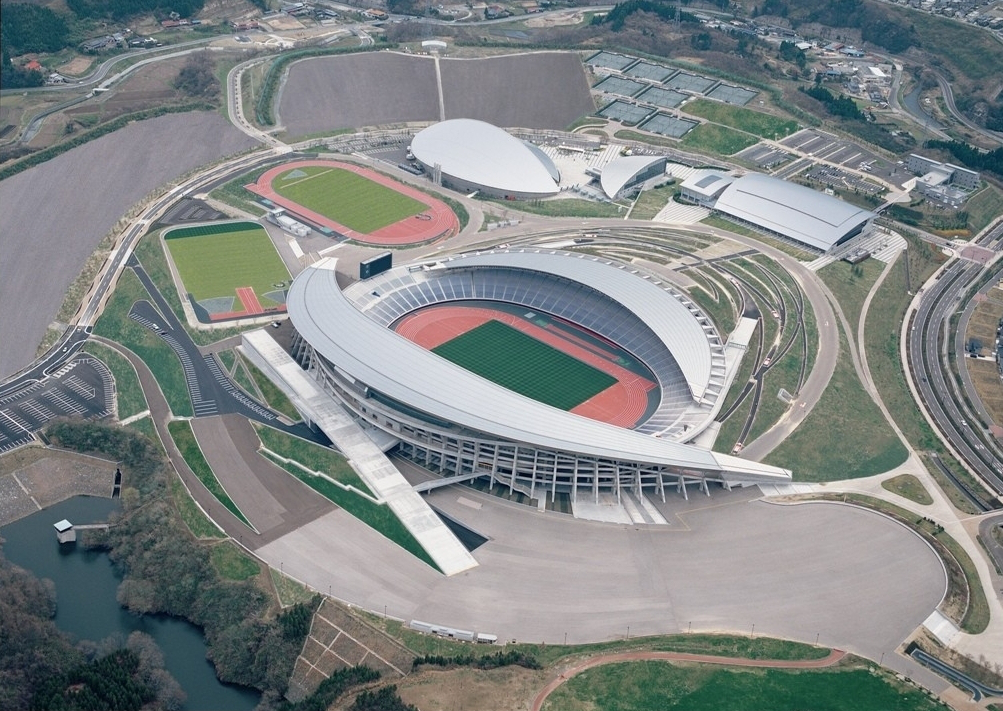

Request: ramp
left=240, top=329, right=478, bottom=576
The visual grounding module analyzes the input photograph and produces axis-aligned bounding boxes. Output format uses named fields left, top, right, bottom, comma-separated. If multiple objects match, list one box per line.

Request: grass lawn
left=542, top=662, right=949, bottom=711
left=964, top=184, right=1003, bottom=235
left=83, top=342, right=147, bottom=420
left=210, top=540, right=261, bottom=581
left=164, top=222, right=291, bottom=305
left=253, top=423, right=371, bottom=494
left=628, top=183, right=676, bottom=220
left=239, top=356, right=301, bottom=421
left=682, top=99, right=798, bottom=139
left=881, top=474, right=934, bottom=505
left=270, top=568, right=315, bottom=607
left=818, top=259, right=885, bottom=334
left=272, top=166, right=427, bottom=233
left=765, top=329, right=908, bottom=481
left=168, top=420, right=252, bottom=528
left=169, top=469, right=225, bottom=539
left=92, top=269, right=192, bottom=417
left=681, top=123, right=759, bottom=156
left=433, top=320, right=616, bottom=410
left=387, top=627, right=829, bottom=667
left=685, top=269, right=739, bottom=336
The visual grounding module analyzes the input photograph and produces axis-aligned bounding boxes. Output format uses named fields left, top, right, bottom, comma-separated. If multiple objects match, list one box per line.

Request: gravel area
left=440, top=52, right=595, bottom=128
left=278, top=53, right=440, bottom=138
left=0, top=475, right=39, bottom=527
left=0, top=112, right=256, bottom=380
left=0, top=452, right=116, bottom=526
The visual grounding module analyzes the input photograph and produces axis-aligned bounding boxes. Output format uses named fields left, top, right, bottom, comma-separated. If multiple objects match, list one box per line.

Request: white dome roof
left=410, top=119, right=559, bottom=197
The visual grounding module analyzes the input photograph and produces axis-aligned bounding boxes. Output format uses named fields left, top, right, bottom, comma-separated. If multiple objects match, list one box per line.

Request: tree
left=0, top=3, right=70, bottom=55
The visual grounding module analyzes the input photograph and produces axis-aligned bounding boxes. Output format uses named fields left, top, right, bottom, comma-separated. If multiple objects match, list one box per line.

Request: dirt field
left=277, top=53, right=440, bottom=138
left=392, top=666, right=547, bottom=711
left=523, top=11, right=587, bottom=28
left=439, top=52, right=595, bottom=129
left=276, top=51, right=595, bottom=137
left=0, top=112, right=256, bottom=380
left=57, top=57, right=96, bottom=77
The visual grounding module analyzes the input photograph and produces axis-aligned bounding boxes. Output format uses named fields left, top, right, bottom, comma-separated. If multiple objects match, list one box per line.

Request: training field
left=164, top=221, right=290, bottom=321
left=272, top=166, right=428, bottom=234
left=432, top=319, right=617, bottom=410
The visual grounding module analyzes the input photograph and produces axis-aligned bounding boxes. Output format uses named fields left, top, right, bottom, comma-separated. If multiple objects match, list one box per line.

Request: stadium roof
left=599, top=155, right=666, bottom=198
left=714, top=173, right=875, bottom=251
left=410, top=119, right=559, bottom=197
left=287, top=255, right=790, bottom=482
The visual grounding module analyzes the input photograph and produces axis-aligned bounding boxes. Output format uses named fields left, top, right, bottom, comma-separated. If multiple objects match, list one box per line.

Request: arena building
left=712, top=173, right=875, bottom=252
left=681, top=172, right=875, bottom=252
left=277, top=249, right=791, bottom=505
left=409, top=119, right=560, bottom=199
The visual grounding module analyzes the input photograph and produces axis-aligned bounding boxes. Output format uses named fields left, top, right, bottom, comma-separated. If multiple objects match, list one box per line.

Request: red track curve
left=246, top=160, right=458, bottom=246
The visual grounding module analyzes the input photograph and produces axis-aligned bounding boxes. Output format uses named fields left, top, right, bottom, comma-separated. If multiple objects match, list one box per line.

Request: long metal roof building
left=713, top=173, right=874, bottom=251
left=410, top=119, right=560, bottom=199
left=286, top=252, right=791, bottom=490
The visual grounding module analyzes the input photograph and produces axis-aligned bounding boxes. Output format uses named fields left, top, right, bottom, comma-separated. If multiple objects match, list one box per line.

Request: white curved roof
left=410, top=119, right=559, bottom=196
left=714, top=173, right=874, bottom=251
left=600, top=155, right=665, bottom=198
left=287, top=255, right=790, bottom=482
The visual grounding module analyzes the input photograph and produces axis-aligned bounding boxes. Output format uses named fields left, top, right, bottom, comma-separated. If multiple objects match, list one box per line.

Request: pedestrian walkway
left=240, top=328, right=478, bottom=576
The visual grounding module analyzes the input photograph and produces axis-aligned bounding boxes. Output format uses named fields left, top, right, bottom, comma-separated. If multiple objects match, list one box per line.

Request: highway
left=907, top=219, right=1003, bottom=506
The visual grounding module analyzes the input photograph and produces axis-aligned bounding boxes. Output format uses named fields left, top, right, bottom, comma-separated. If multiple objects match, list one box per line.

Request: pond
left=0, top=495, right=260, bottom=711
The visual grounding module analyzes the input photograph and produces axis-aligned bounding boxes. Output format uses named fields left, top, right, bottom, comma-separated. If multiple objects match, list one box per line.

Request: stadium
left=279, top=249, right=791, bottom=504
left=409, top=119, right=561, bottom=199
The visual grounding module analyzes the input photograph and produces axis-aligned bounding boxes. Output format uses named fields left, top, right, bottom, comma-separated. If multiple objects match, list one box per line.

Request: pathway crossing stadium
left=282, top=250, right=790, bottom=502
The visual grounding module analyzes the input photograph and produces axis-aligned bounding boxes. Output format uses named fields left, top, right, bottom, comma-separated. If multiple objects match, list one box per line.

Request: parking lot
left=0, top=357, right=113, bottom=453
left=780, top=129, right=913, bottom=189
left=805, top=164, right=884, bottom=196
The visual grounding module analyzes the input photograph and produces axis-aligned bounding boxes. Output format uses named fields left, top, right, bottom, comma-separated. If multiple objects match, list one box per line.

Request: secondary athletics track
left=246, top=160, right=458, bottom=246
left=394, top=304, right=656, bottom=428
left=531, top=648, right=847, bottom=711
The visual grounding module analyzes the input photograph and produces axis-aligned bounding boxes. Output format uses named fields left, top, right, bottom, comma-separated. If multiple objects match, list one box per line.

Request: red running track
left=246, top=160, right=458, bottom=246
left=394, top=304, right=656, bottom=429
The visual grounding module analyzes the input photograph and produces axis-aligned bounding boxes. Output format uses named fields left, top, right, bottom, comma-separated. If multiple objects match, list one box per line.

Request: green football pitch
left=272, top=166, right=428, bottom=233
left=164, top=222, right=291, bottom=304
left=432, top=319, right=616, bottom=410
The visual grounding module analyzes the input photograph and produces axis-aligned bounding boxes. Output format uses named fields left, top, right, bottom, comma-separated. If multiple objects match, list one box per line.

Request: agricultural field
left=164, top=221, right=290, bottom=319
left=682, top=99, right=798, bottom=139
left=0, top=111, right=255, bottom=380
left=272, top=166, right=428, bottom=233
left=433, top=320, right=616, bottom=410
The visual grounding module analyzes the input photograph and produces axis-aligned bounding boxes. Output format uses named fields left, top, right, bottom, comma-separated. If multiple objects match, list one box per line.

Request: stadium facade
left=409, top=119, right=560, bottom=199
left=281, top=250, right=791, bottom=503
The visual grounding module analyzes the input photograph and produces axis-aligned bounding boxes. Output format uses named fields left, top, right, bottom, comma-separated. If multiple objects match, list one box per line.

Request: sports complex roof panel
left=714, top=173, right=874, bottom=251
left=410, top=119, right=559, bottom=197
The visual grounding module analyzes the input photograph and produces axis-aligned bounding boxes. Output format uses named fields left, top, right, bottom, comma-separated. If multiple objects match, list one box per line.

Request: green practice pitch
left=272, top=166, right=428, bottom=233
left=164, top=221, right=290, bottom=305
left=432, top=319, right=616, bottom=410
